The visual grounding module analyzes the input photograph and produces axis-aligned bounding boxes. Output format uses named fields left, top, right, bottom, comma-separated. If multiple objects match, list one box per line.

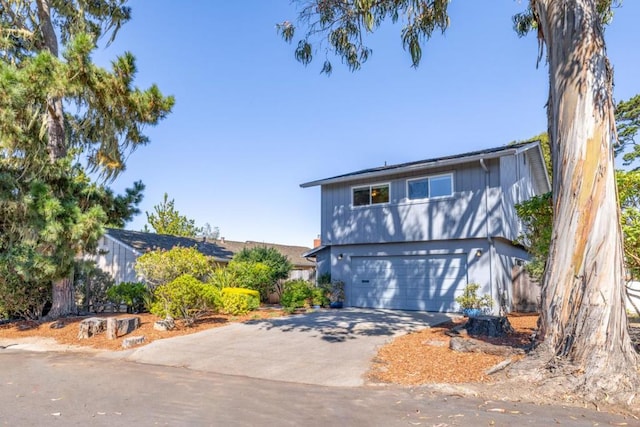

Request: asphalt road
left=0, top=350, right=634, bottom=426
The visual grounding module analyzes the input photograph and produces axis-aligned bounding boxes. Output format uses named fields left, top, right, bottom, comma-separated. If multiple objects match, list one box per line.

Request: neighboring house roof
left=104, top=228, right=315, bottom=268
left=300, top=141, right=551, bottom=194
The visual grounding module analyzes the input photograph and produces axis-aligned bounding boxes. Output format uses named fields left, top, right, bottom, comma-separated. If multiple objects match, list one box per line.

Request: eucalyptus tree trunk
left=534, top=0, right=638, bottom=398
left=37, top=0, right=75, bottom=318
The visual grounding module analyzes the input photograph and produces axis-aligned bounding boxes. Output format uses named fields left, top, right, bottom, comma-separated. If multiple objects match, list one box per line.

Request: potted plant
left=324, top=280, right=345, bottom=309
left=311, top=287, right=328, bottom=308
left=455, top=283, right=492, bottom=317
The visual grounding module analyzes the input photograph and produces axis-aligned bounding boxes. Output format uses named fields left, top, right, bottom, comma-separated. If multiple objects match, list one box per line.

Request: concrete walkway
left=114, top=308, right=453, bottom=387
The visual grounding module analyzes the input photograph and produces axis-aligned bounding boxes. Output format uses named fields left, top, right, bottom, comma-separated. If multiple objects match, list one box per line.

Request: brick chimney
left=313, top=235, right=321, bottom=248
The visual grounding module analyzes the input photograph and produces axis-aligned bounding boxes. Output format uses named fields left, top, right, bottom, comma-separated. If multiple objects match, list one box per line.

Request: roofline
left=300, top=142, right=541, bottom=188
left=103, top=232, right=142, bottom=256
left=302, top=245, right=327, bottom=258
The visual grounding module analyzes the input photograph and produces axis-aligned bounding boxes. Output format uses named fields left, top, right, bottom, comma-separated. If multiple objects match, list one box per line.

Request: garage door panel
left=350, top=254, right=468, bottom=311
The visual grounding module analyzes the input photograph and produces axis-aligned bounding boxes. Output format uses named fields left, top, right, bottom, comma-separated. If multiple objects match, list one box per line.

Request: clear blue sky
left=97, top=1, right=640, bottom=247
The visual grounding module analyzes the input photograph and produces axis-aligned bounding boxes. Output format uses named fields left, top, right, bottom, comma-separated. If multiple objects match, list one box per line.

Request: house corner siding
left=86, top=236, right=139, bottom=284
left=500, top=151, right=537, bottom=243
left=492, top=239, right=534, bottom=313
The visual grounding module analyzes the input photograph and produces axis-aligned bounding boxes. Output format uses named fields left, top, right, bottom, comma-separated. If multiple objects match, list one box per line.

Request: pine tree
left=0, top=1, right=174, bottom=318
left=145, top=193, right=202, bottom=237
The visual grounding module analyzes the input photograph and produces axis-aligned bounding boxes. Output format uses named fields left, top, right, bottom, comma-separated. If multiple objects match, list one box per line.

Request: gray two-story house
left=301, top=141, right=550, bottom=313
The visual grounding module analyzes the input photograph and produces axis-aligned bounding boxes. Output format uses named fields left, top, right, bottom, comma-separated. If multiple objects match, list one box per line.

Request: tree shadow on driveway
left=246, top=308, right=453, bottom=343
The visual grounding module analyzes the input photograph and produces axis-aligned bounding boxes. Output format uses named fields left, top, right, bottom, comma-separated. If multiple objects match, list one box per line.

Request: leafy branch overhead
left=277, top=0, right=450, bottom=73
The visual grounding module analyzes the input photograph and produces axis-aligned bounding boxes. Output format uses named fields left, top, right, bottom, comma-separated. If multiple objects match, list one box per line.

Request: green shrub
left=311, top=287, right=329, bottom=307
left=280, top=280, right=313, bottom=310
left=226, top=261, right=274, bottom=302
left=208, top=267, right=238, bottom=289
left=74, top=260, right=114, bottom=313
left=219, top=287, right=260, bottom=315
left=455, top=283, right=493, bottom=311
left=150, top=274, right=219, bottom=325
left=135, top=246, right=214, bottom=288
left=321, top=280, right=345, bottom=303
left=106, top=281, right=149, bottom=313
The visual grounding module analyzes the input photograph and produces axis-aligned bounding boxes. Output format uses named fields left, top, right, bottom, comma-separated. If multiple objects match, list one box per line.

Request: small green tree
left=145, top=193, right=202, bottom=237
left=233, top=246, right=292, bottom=282
left=455, top=283, right=493, bottom=311
left=226, top=261, right=274, bottom=302
left=615, top=95, right=640, bottom=166
left=135, top=246, right=213, bottom=288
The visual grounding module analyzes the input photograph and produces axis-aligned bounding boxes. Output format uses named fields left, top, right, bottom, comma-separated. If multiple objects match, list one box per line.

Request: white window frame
left=351, top=182, right=391, bottom=208
left=406, top=172, right=454, bottom=201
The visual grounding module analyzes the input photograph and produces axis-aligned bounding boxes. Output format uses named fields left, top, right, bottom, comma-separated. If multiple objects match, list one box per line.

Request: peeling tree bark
left=534, top=0, right=639, bottom=399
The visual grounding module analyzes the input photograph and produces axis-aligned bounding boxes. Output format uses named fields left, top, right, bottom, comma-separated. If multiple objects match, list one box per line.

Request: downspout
left=479, top=158, right=496, bottom=314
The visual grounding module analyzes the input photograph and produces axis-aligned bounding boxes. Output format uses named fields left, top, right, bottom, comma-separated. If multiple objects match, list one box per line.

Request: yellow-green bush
left=219, top=287, right=260, bottom=315
left=151, top=275, right=220, bottom=325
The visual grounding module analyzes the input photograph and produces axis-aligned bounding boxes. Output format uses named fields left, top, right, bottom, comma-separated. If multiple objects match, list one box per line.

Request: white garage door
left=350, top=254, right=468, bottom=311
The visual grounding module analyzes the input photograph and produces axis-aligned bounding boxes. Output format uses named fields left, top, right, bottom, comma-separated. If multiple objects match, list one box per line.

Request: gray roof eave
left=300, top=143, right=540, bottom=188
left=302, top=245, right=327, bottom=258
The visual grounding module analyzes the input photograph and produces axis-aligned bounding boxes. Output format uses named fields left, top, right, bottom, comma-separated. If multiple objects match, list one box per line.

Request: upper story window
left=353, top=183, right=390, bottom=207
left=407, top=173, right=454, bottom=200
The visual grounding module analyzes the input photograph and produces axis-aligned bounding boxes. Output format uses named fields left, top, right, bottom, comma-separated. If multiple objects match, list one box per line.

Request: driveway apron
left=118, top=308, right=452, bottom=387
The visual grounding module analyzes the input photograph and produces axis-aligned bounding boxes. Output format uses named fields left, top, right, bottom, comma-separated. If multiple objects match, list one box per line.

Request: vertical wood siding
left=321, top=159, right=507, bottom=245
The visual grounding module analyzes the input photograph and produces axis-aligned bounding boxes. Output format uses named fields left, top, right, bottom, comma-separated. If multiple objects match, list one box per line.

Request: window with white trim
left=407, top=173, right=453, bottom=200
left=352, top=183, right=390, bottom=206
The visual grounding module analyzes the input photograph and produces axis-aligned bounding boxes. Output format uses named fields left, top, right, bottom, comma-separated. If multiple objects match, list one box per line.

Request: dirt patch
left=368, top=313, right=537, bottom=385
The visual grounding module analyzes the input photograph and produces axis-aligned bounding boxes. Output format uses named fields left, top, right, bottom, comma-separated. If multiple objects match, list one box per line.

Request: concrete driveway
left=112, top=308, right=452, bottom=387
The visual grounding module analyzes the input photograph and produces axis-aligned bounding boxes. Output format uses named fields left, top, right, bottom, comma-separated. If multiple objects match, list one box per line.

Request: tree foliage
left=616, top=169, right=640, bottom=279
left=514, top=192, right=553, bottom=281
left=233, top=246, right=292, bottom=283
left=516, top=171, right=640, bottom=284
left=0, top=159, right=107, bottom=318
left=225, top=261, right=274, bottom=302
left=134, top=246, right=213, bottom=288
left=145, top=193, right=202, bottom=237
left=277, top=0, right=450, bottom=73
left=0, top=1, right=174, bottom=177
left=0, top=0, right=173, bottom=318
left=615, top=95, right=640, bottom=166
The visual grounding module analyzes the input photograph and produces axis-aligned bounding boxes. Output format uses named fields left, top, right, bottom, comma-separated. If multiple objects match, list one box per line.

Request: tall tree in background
left=615, top=95, right=640, bottom=166
left=0, top=1, right=174, bottom=318
left=145, top=193, right=202, bottom=237
left=279, top=0, right=638, bottom=402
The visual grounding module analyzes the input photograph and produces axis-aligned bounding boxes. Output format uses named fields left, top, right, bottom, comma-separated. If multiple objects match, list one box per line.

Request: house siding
left=86, top=236, right=140, bottom=284
left=307, top=142, right=549, bottom=313
left=499, top=151, right=539, bottom=243
left=491, top=239, right=532, bottom=312
left=321, top=159, right=504, bottom=246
